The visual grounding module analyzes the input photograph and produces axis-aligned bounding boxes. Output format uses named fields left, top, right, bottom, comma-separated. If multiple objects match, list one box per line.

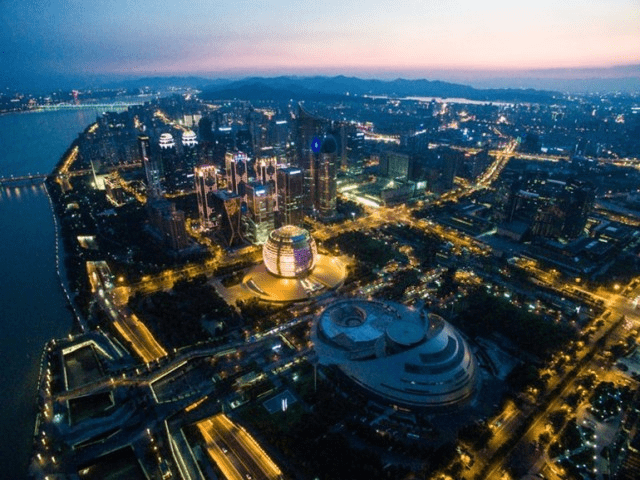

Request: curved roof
left=312, top=299, right=478, bottom=409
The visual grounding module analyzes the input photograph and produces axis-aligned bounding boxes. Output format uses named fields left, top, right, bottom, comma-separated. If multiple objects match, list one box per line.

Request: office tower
left=380, top=152, right=410, bottom=180
left=194, top=165, right=218, bottom=229
left=182, top=130, right=198, bottom=165
left=255, top=156, right=278, bottom=206
left=225, top=151, right=249, bottom=197
left=159, top=132, right=182, bottom=192
left=147, top=199, right=189, bottom=251
left=294, top=105, right=337, bottom=219
left=138, top=135, right=162, bottom=198
left=211, top=191, right=244, bottom=247
left=277, top=167, right=304, bottom=226
left=317, top=135, right=338, bottom=220
left=295, top=105, right=328, bottom=212
left=243, top=182, right=276, bottom=244
left=561, top=179, right=595, bottom=239
left=347, top=128, right=365, bottom=173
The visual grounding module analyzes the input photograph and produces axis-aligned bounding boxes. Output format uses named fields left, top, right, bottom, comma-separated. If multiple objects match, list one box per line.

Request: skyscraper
left=295, top=105, right=328, bottom=213
left=255, top=156, right=278, bottom=204
left=561, top=179, right=595, bottom=239
left=138, top=135, right=162, bottom=198
left=294, top=105, right=337, bottom=220
left=225, top=151, right=249, bottom=197
left=211, top=190, right=244, bottom=247
left=243, top=182, right=276, bottom=244
left=194, top=164, right=218, bottom=229
left=147, top=199, right=190, bottom=252
left=316, top=135, right=338, bottom=220
left=277, top=167, right=304, bottom=227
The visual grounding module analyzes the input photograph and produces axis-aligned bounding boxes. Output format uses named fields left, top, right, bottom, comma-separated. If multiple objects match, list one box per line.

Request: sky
left=1, top=0, right=639, bottom=90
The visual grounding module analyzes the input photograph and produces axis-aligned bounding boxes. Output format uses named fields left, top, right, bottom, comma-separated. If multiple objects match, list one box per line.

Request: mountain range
left=199, top=75, right=562, bottom=103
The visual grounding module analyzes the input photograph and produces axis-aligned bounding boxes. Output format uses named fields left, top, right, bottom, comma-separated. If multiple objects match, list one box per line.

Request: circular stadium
left=242, top=226, right=346, bottom=302
left=311, top=299, right=478, bottom=409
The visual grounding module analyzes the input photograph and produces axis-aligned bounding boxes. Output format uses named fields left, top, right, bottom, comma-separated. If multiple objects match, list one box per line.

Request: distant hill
left=201, top=75, right=561, bottom=103
left=103, top=76, right=226, bottom=90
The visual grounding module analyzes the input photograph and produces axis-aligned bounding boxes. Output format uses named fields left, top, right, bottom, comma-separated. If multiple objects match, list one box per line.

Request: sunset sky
left=1, top=0, right=639, bottom=87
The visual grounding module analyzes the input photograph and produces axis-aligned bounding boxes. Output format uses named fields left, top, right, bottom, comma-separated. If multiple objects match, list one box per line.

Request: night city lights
left=1, top=1, right=640, bottom=479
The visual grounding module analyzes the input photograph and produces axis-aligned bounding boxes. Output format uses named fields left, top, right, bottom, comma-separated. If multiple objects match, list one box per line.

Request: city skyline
left=1, top=0, right=639, bottom=90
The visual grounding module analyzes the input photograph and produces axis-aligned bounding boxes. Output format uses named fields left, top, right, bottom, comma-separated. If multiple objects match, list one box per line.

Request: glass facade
left=262, top=226, right=317, bottom=278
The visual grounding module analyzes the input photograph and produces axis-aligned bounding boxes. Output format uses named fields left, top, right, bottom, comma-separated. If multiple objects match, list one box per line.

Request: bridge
left=35, top=102, right=141, bottom=111
left=0, top=173, right=48, bottom=187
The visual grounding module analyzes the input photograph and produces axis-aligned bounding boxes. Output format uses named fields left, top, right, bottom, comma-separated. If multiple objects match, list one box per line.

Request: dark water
left=0, top=108, right=110, bottom=478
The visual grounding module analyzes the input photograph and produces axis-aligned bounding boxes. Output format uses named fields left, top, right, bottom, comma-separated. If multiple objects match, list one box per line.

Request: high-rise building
left=294, top=106, right=337, bottom=219
left=211, top=191, right=244, bottom=247
left=138, top=135, right=162, bottom=198
left=225, top=151, right=249, bottom=197
left=194, top=165, right=218, bottom=229
left=380, top=152, right=410, bottom=180
left=243, top=182, right=276, bottom=244
left=295, top=105, right=328, bottom=212
left=182, top=130, right=199, bottom=170
left=277, top=167, right=304, bottom=227
left=147, top=198, right=190, bottom=251
left=255, top=156, right=278, bottom=193
left=158, top=132, right=183, bottom=192
left=561, top=179, right=595, bottom=239
left=316, top=135, right=338, bottom=220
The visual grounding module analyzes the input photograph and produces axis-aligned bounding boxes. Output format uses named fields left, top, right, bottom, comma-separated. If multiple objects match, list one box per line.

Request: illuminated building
left=262, top=226, right=317, bottom=277
left=158, top=133, right=182, bottom=192
left=312, top=299, right=478, bottom=409
left=194, top=165, right=218, bottom=229
left=316, top=135, right=338, bottom=220
left=243, top=182, right=276, bottom=244
left=225, top=151, right=249, bottom=197
left=255, top=156, right=278, bottom=197
left=158, top=132, right=176, bottom=149
left=242, top=226, right=346, bottom=302
left=211, top=190, right=244, bottom=247
left=138, top=135, right=162, bottom=198
left=104, top=172, right=127, bottom=206
left=277, top=167, right=304, bottom=226
left=295, top=105, right=338, bottom=219
left=181, top=130, right=198, bottom=148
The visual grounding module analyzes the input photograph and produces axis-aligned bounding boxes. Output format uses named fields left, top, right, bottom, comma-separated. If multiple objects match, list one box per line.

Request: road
left=197, top=414, right=282, bottom=480
left=463, top=279, right=639, bottom=480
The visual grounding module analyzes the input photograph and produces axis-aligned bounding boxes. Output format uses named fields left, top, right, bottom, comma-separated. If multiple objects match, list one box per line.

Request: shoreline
left=43, top=181, right=88, bottom=333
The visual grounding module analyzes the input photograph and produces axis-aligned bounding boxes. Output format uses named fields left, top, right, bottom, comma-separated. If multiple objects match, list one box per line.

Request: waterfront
left=0, top=108, right=107, bottom=478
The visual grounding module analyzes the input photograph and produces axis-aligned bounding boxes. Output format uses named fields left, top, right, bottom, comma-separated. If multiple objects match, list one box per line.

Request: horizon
left=1, top=0, right=639, bottom=93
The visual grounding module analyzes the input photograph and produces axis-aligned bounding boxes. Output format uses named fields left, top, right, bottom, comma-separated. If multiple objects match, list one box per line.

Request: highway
left=197, top=414, right=282, bottom=480
left=88, top=261, right=167, bottom=363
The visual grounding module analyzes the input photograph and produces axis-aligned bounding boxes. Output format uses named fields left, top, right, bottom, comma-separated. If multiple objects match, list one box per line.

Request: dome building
left=181, top=130, right=198, bottom=148
left=158, top=133, right=175, bottom=149
left=312, top=299, right=478, bottom=409
left=242, top=226, right=346, bottom=302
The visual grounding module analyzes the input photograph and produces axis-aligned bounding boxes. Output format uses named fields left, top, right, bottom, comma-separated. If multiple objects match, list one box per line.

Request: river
left=0, top=107, right=115, bottom=478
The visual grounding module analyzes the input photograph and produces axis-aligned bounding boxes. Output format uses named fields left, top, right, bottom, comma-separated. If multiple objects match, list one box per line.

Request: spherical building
left=312, top=299, right=478, bottom=409
left=263, top=226, right=318, bottom=278
left=242, top=226, right=345, bottom=302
